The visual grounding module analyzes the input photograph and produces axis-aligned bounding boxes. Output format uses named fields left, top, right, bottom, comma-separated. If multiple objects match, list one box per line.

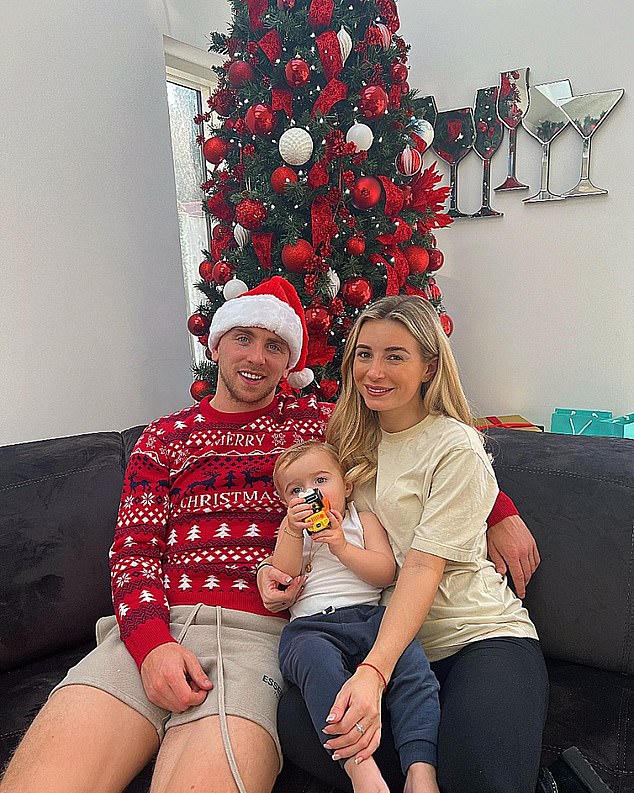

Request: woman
left=279, top=295, right=548, bottom=793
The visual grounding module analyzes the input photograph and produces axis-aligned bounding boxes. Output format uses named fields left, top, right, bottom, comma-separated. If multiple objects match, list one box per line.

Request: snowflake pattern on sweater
left=109, top=393, right=332, bottom=668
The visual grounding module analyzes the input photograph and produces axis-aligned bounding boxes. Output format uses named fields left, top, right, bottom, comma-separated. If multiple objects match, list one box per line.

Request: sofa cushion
left=488, top=429, right=634, bottom=675
left=0, top=433, right=126, bottom=671
left=542, top=657, right=634, bottom=793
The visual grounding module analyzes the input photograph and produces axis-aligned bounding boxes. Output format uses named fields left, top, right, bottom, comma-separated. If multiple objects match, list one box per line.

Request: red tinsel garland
left=311, top=78, right=347, bottom=118
left=309, top=0, right=334, bottom=26
left=311, top=196, right=337, bottom=253
left=388, top=83, right=402, bottom=109
left=271, top=87, right=293, bottom=118
left=316, top=30, right=343, bottom=81
left=206, top=187, right=235, bottom=223
left=377, top=0, right=400, bottom=32
left=377, top=175, right=404, bottom=217
left=258, top=30, right=283, bottom=63
left=252, top=232, right=274, bottom=270
left=370, top=253, right=399, bottom=295
left=307, top=159, right=329, bottom=189
left=246, top=0, right=267, bottom=30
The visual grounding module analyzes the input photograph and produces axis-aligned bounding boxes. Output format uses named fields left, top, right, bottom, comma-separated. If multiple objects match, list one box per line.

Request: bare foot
left=404, top=761, right=439, bottom=793
left=344, top=756, right=390, bottom=793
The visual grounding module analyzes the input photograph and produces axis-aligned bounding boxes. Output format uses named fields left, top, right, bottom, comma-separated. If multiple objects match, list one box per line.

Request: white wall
left=2, top=0, right=631, bottom=445
left=400, top=0, right=634, bottom=426
left=0, top=1, right=225, bottom=446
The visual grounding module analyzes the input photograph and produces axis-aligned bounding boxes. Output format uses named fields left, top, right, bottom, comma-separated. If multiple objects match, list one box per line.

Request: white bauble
left=337, top=26, right=353, bottom=65
left=324, top=269, right=340, bottom=299
left=279, top=127, right=314, bottom=166
left=346, top=122, right=374, bottom=152
left=233, top=224, right=250, bottom=249
left=223, top=278, right=248, bottom=300
left=408, top=118, right=435, bottom=152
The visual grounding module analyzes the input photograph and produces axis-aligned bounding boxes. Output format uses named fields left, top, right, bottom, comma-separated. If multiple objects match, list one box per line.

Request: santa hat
left=208, top=276, right=314, bottom=389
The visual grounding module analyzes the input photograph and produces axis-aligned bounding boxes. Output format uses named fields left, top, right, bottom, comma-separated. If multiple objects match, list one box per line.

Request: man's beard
left=217, top=364, right=275, bottom=406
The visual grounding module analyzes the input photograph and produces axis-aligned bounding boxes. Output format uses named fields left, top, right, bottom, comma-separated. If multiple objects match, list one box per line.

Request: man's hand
left=257, top=564, right=305, bottom=613
left=487, top=514, right=540, bottom=599
left=140, top=642, right=212, bottom=712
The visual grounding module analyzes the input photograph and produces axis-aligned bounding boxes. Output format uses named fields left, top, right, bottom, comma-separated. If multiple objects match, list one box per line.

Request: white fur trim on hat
left=208, top=293, right=303, bottom=368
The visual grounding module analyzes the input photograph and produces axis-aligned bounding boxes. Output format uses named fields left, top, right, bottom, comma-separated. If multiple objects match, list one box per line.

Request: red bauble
left=427, top=284, right=442, bottom=302
left=235, top=199, right=267, bottom=231
left=342, top=277, right=373, bottom=307
left=359, top=85, right=389, bottom=119
left=282, top=239, right=314, bottom=272
left=190, top=379, right=214, bottom=402
left=271, top=166, right=298, bottom=194
left=427, top=249, right=445, bottom=272
left=187, top=313, right=210, bottom=336
left=199, top=260, right=215, bottom=282
left=404, top=245, right=429, bottom=274
left=346, top=235, right=366, bottom=256
left=228, top=60, right=255, bottom=88
left=212, top=88, right=235, bottom=117
left=245, top=103, right=276, bottom=137
left=390, top=63, right=408, bottom=84
left=305, top=306, right=332, bottom=334
left=439, top=313, right=454, bottom=336
left=212, top=260, right=232, bottom=285
left=319, top=379, right=339, bottom=400
left=285, top=58, right=311, bottom=88
left=351, top=176, right=382, bottom=210
left=203, top=137, right=230, bottom=165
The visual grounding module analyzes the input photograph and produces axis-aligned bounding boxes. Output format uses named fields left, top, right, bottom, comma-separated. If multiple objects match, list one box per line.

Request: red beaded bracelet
left=357, top=662, right=388, bottom=692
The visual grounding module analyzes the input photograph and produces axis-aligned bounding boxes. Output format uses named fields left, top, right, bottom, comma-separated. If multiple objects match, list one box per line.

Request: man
left=1, top=277, right=538, bottom=793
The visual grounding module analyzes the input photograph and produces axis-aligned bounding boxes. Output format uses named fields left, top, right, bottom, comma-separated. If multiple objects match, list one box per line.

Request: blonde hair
left=273, top=441, right=344, bottom=499
left=327, top=295, right=475, bottom=485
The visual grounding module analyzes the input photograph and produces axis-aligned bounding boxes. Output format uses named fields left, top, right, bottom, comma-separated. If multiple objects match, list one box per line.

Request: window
left=164, top=37, right=219, bottom=367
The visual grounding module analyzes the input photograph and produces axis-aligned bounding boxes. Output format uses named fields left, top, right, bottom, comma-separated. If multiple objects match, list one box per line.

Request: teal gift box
left=597, top=413, right=634, bottom=438
left=551, top=408, right=634, bottom=438
left=550, top=408, right=613, bottom=436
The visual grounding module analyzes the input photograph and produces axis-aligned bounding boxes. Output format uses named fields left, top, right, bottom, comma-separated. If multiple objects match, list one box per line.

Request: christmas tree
left=188, top=0, right=452, bottom=401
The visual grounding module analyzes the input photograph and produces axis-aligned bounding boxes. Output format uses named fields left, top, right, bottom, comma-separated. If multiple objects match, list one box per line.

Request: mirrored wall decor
left=495, top=68, right=530, bottom=191
left=433, top=107, right=475, bottom=218
left=522, top=79, right=572, bottom=203
left=558, top=88, right=625, bottom=198
left=471, top=87, right=504, bottom=218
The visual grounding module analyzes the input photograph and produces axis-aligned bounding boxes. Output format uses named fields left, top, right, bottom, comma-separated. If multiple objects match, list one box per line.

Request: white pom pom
left=287, top=368, right=314, bottom=389
left=346, top=122, right=374, bottom=152
left=223, top=278, right=248, bottom=300
left=279, top=128, right=314, bottom=166
left=337, top=26, right=353, bottom=64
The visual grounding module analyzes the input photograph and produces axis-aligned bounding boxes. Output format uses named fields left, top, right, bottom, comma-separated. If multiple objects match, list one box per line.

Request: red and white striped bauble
left=395, top=145, right=423, bottom=177
left=376, top=23, right=392, bottom=50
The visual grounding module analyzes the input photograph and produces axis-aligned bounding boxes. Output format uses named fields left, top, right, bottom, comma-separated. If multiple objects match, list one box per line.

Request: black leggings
left=278, top=637, right=549, bottom=793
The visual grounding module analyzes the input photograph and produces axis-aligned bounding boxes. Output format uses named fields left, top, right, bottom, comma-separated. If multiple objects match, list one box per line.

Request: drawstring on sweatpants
left=174, top=604, right=248, bottom=793
left=215, top=606, right=249, bottom=793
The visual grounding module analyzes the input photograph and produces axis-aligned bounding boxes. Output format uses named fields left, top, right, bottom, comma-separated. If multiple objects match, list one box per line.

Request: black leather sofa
left=0, top=426, right=632, bottom=792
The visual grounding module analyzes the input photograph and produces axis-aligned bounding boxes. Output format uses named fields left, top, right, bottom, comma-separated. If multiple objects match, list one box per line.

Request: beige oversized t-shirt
left=353, top=413, right=537, bottom=662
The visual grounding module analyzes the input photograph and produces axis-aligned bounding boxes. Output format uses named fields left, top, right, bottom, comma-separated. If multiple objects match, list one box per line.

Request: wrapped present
left=476, top=415, right=543, bottom=432
left=550, top=408, right=612, bottom=436
left=593, top=413, right=634, bottom=439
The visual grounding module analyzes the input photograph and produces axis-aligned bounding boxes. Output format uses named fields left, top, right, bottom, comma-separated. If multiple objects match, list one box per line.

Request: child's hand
left=311, top=509, right=348, bottom=558
left=287, top=496, right=312, bottom=534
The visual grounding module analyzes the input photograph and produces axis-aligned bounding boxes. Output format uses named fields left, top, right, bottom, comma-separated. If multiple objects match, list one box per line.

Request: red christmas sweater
left=110, top=393, right=333, bottom=668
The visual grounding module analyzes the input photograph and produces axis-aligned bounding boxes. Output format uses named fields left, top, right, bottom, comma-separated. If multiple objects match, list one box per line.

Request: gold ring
left=355, top=722, right=365, bottom=734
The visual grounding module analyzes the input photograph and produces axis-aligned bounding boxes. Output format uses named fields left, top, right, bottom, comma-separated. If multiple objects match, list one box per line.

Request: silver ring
left=354, top=722, right=365, bottom=735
